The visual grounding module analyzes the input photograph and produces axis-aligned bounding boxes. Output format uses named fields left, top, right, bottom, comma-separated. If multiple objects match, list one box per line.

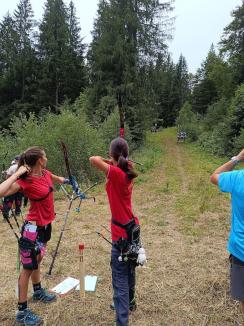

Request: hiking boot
left=16, top=308, right=42, bottom=326
left=32, top=288, right=56, bottom=303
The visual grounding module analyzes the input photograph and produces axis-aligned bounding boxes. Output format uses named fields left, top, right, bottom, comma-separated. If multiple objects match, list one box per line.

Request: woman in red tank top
left=0, top=146, right=70, bottom=326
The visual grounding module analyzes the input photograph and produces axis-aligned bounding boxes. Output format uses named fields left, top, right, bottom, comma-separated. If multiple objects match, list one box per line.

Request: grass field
left=0, top=128, right=242, bottom=325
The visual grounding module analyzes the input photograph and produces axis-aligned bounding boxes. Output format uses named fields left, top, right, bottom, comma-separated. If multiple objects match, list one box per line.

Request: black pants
left=2, top=192, right=23, bottom=219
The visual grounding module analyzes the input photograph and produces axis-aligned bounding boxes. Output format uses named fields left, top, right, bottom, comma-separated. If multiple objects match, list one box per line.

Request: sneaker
left=110, top=302, right=115, bottom=310
left=32, top=288, right=56, bottom=303
left=129, top=298, right=137, bottom=312
left=16, top=308, right=42, bottom=326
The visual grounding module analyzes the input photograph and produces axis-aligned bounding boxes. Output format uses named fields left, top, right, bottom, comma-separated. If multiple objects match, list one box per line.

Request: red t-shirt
left=106, top=165, right=139, bottom=241
left=16, top=170, right=55, bottom=226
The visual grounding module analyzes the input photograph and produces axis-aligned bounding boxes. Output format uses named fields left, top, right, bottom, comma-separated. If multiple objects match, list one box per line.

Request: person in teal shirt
left=211, top=149, right=244, bottom=322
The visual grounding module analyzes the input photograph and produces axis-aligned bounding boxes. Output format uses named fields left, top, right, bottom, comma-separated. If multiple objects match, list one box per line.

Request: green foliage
left=198, top=124, right=232, bottom=157
left=97, top=96, right=118, bottom=123
left=191, top=46, right=219, bottom=115
left=220, top=2, right=244, bottom=84
left=7, top=109, right=106, bottom=183
left=0, top=0, right=87, bottom=127
left=37, top=0, right=86, bottom=109
left=233, top=128, right=244, bottom=153
left=176, top=101, right=199, bottom=141
left=0, top=1, right=38, bottom=127
left=86, top=0, right=174, bottom=142
left=227, top=83, right=244, bottom=139
left=99, top=110, right=132, bottom=148
left=201, top=99, right=229, bottom=132
left=197, top=84, right=244, bottom=156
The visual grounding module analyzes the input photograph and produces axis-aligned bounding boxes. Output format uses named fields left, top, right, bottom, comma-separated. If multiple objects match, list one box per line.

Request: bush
left=198, top=122, right=233, bottom=156
left=98, top=110, right=132, bottom=149
left=202, top=99, right=229, bottom=132
left=176, top=101, right=199, bottom=141
left=233, top=128, right=244, bottom=154
left=7, top=109, right=106, bottom=183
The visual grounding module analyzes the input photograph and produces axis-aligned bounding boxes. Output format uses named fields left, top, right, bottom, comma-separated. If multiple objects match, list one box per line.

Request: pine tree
left=220, top=1, right=244, bottom=84
left=13, top=0, right=36, bottom=101
left=87, top=0, right=174, bottom=140
left=0, top=13, right=19, bottom=103
left=174, top=54, right=190, bottom=109
left=63, top=1, right=87, bottom=101
left=37, top=0, right=86, bottom=111
left=191, top=45, right=218, bottom=115
left=37, top=0, right=70, bottom=110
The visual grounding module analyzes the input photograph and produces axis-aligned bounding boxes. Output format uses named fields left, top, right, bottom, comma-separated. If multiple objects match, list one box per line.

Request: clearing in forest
left=0, top=128, right=241, bottom=325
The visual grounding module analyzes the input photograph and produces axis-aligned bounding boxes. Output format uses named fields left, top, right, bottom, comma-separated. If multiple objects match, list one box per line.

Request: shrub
left=176, top=101, right=199, bottom=141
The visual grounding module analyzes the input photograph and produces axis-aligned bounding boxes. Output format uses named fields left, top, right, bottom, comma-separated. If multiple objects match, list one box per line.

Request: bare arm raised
left=0, top=165, right=30, bottom=197
left=89, top=156, right=111, bottom=175
left=210, top=149, right=244, bottom=186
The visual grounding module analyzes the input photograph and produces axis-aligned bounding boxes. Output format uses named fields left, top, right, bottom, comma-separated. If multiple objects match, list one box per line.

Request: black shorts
left=22, top=222, right=52, bottom=244
left=37, top=223, right=52, bottom=244
left=230, top=254, right=244, bottom=301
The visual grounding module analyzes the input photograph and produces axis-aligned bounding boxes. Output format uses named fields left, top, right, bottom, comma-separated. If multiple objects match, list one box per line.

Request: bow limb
left=61, top=141, right=72, bottom=180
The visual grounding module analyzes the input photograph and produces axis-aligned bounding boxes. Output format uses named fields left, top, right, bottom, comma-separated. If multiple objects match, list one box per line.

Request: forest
left=0, top=0, right=243, bottom=180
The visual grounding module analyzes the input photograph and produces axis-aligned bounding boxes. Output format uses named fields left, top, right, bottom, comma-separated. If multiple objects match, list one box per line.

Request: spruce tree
left=37, top=0, right=86, bottom=111
left=191, top=46, right=218, bottom=115
left=38, top=0, right=70, bottom=110
left=63, top=1, right=87, bottom=101
left=13, top=0, right=36, bottom=101
left=0, top=13, right=19, bottom=104
left=220, top=1, right=244, bottom=84
left=87, top=0, right=174, bottom=141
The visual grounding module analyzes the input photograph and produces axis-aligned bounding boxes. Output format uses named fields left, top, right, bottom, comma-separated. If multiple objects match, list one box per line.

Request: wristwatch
left=231, top=156, right=240, bottom=165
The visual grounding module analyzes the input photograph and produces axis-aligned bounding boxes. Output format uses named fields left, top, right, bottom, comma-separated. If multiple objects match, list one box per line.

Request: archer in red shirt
left=17, top=169, right=55, bottom=226
left=0, top=146, right=68, bottom=326
left=106, top=164, right=139, bottom=241
left=90, top=137, right=139, bottom=326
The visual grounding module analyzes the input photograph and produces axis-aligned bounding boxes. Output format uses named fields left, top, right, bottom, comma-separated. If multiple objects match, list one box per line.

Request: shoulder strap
left=29, top=188, right=53, bottom=202
left=29, top=172, right=53, bottom=202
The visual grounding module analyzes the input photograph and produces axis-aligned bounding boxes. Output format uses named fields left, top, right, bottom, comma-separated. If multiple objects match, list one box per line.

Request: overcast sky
left=0, top=0, right=242, bottom=73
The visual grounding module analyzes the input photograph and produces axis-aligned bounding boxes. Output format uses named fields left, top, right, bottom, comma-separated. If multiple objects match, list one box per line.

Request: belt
left=229, top=254, right=244, bottom=266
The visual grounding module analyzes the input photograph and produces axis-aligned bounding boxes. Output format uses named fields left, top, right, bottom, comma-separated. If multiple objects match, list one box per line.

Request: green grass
left=131, top=127, right=233, bottom=238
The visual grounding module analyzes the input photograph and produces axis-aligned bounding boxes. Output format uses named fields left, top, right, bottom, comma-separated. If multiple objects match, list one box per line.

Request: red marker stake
left=79, top=243, right=85, bottom=298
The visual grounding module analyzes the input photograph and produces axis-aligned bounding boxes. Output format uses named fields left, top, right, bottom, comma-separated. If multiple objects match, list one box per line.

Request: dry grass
left=0, top=128, right=242, bottom=325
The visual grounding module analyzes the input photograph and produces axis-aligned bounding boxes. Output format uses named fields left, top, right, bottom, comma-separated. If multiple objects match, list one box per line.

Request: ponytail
left=110, top=137, right=138, bottom=180
left=117, top=156, right=138, bottom=180
left=18, top=146, right=44, bottom=179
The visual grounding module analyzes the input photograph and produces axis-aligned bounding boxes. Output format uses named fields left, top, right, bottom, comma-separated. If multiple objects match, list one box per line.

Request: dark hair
left=18, top=146, right=45, bottom=179
left=109, top=137, right=137, bottom=180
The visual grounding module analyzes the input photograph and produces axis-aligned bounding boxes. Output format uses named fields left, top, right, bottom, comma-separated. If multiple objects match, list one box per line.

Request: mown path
left=0, top=128, right=241, bottom=325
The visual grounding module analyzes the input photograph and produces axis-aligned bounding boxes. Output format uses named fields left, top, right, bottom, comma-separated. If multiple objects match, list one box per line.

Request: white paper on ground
left=76, top=275, right=98, bottom=292
left=51, top=277, right=80, bottom=296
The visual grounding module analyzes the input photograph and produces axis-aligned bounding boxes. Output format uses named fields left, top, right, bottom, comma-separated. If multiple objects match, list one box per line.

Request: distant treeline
left=0, top=0, right=192, bottom=141
left=177, top=3, right=244, bottom=156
